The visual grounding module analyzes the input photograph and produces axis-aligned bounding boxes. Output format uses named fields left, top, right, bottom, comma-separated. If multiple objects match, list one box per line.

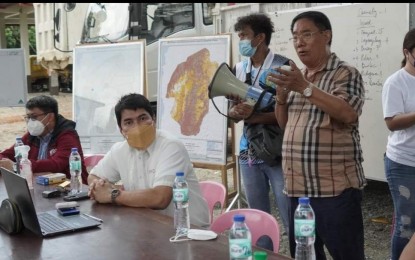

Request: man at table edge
left=0, top=95, right=88, bottom=184
left=87, top=93, right=210, bottom=228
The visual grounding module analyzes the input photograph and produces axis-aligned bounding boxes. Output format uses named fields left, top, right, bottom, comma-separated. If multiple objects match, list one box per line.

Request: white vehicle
left=79, top=3, right=216, bottom=104
left=36, top=3, right=216, bottom=105
left=35, top=3, right=400, bottom=183
left=36, top=3, right=348, bottom=95
left=37, top=3, right=328, bottom=102
left=33, top=3, right=90, bottom=92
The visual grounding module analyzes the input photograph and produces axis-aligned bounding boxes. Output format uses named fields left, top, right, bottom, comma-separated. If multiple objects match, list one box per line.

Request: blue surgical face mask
left=239, top=39, right=257, bottom=57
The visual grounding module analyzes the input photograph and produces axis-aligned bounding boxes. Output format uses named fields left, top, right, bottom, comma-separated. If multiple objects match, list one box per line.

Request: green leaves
left=5, top=25, right=37, bottom=55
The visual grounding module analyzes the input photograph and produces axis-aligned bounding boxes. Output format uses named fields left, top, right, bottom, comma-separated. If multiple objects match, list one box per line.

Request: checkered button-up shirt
left=283, top=53, right=367, bottom=197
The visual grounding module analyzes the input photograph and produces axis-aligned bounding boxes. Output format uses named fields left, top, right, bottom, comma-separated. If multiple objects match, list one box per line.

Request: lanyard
left=245, top=61, right=264, bottom=86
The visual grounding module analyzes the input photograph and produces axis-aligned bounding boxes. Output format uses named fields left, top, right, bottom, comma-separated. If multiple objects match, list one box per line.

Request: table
left=0, top=175, right=292, bottom=260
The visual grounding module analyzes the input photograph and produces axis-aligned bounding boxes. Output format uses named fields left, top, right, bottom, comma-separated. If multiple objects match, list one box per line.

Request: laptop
left=1, top=167, right=101, bottom=237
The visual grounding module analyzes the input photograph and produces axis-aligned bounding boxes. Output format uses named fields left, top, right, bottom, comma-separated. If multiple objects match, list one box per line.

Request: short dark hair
left=114, top=93, right=154, bottom=128
left=234, top=13, right=274, bottom=46
left=26, top=95, right=58, bottom=118
left=401, top=28, right=415, bottom=67
left=291, top=11, right=332, bottom=46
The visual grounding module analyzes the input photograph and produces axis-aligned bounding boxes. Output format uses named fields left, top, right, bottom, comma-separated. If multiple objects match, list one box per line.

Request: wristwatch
left=303, top=83, right=313, bottom=98
left=111, top=189, right=121, bottom=204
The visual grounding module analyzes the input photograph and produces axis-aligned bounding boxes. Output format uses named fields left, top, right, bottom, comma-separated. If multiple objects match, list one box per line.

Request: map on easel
left=157, top=35, right=231, bottom=165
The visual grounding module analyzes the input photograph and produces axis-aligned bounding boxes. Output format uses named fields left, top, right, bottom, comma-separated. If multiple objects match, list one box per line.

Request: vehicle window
left=202, top=3, right=215, bottom=25
left=82, top=3, right=129, bottom=43
left=146, top=3, right=194, bottom=44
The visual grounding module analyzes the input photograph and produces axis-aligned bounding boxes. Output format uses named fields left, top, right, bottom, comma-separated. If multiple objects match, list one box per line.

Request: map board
left=0, top=48, right=27, bottom=107
left=73, top=41, right=145, bottom=154
left=157, top=35, right=231, bottom=165
left=221, top=3, right=410, bottom=182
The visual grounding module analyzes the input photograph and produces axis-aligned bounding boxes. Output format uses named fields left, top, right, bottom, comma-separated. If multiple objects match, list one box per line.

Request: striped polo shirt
left=283, top=53, right=367, bottom=197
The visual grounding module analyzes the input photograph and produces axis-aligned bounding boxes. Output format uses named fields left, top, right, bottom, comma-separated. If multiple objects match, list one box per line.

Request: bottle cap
left=176, top=172, right=184, bottom=177
left=253, top=251, right=268, bottom=260
left=71, top=147, right=78, bottom=152
left=233, top=214, right=245, bottom=222
left=299, top=197, right=310, bottom=204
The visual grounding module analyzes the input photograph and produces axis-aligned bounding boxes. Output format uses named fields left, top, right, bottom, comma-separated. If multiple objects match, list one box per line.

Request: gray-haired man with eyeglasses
left=0, top=95, right=88, bottom=184
left=269, top=10, right=366, bottom=260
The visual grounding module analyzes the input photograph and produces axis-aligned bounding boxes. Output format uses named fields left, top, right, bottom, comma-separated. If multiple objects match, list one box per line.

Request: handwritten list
left=352, top=7, right=389, bottom=95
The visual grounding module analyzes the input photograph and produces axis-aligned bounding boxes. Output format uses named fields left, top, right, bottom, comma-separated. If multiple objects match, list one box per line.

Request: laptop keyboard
left=38, top=212, right=73, bottom=232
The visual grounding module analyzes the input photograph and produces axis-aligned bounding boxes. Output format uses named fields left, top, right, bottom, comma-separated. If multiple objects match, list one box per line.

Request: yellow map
left=166, top=48, right=218, bottom=136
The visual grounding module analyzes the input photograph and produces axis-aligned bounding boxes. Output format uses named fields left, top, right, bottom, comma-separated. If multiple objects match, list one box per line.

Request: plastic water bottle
left=14, top=136, right=24, bottom=173
left=19, top=145, right=33, bottom=190
left=173, top=171, right=190, bottom=236
left=69, top=147, right=82, bottom=195
left=294, top=197, right=316, bottom=260
left=229, top=214, right=252, bottom=260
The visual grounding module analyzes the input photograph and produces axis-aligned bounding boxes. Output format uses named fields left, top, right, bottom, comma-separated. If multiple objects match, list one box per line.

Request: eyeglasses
left=24, top=113, right=47, bottom=122
left=289, top=31, right=321, bottom=43
left=122, top=114, right=153, bottom=130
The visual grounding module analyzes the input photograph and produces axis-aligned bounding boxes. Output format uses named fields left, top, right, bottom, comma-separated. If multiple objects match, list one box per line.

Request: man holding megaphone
left=223, top=13, right=292, bottom=252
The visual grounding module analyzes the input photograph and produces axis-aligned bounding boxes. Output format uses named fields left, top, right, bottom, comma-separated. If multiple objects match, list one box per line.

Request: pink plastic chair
left=84, top=154, right=104, bottom=171
left=210, top=208, right=280, bottom=253
left=199, top=180, right=227, bottom=223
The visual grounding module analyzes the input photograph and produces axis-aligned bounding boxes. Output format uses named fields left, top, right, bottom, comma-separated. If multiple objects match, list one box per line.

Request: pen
left=83, top=213, right=103, bottom=223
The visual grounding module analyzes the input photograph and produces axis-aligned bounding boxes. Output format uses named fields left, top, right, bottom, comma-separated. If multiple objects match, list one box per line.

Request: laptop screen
left=1, top=167, right=102, bottom=237
left=1, top=167, right=43, bottom=236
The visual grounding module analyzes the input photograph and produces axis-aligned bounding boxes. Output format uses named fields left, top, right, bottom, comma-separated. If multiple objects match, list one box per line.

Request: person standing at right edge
left=227, top=13, right=291, bottom=252
left=382, top=28, right=415, bottom=260
left=269, top=11, right=366, bottom=260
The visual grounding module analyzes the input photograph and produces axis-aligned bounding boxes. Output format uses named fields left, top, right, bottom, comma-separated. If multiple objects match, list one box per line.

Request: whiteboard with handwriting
left=0, top=48, right=27, bottom=107
left=266, top=3, right=409, bottom=182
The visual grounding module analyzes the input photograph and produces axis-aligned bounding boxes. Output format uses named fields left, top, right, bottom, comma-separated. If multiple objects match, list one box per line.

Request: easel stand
left=193, top=161, right=237, bottom=206
left=225, top=155, right=247, bottom=211
left=193, top=123, right=239, bottom=207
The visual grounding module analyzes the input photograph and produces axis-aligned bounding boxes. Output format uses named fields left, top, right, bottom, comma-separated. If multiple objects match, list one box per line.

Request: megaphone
left=208, top=63, right=274, bottom=110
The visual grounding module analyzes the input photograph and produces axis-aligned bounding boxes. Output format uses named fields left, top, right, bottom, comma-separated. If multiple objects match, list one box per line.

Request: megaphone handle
left=210, top=98, right=242, bottom=121
left=210, top=88, right=269, bottom=121
left=244, top=90, right=268, bottom=120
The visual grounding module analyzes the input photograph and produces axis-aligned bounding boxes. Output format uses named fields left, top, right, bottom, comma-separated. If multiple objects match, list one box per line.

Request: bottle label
left=295, top=219, right=315, bottom=237
left=173, top=188, right=188, bottom=202
left=229, top=238, right=252, bottom=258
left=20, top=163, right=32, bottom=173
left=70, top=160, right=81, bottom=171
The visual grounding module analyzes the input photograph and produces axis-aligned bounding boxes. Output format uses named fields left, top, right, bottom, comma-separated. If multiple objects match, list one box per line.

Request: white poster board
left=0, top=48, right=27, bottom=107
left=157, top=35, right=231, bottom=165
left=73, top=41, right=145, bottom=154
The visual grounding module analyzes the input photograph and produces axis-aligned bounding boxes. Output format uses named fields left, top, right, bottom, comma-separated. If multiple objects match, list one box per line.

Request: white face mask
left=27, top=114, right=49, bottom=136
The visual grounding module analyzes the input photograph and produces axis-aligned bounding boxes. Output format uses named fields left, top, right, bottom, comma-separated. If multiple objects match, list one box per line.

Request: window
left=202, top=3, right=215, bottom=25
left=147, top=3, right=194, bottom=43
